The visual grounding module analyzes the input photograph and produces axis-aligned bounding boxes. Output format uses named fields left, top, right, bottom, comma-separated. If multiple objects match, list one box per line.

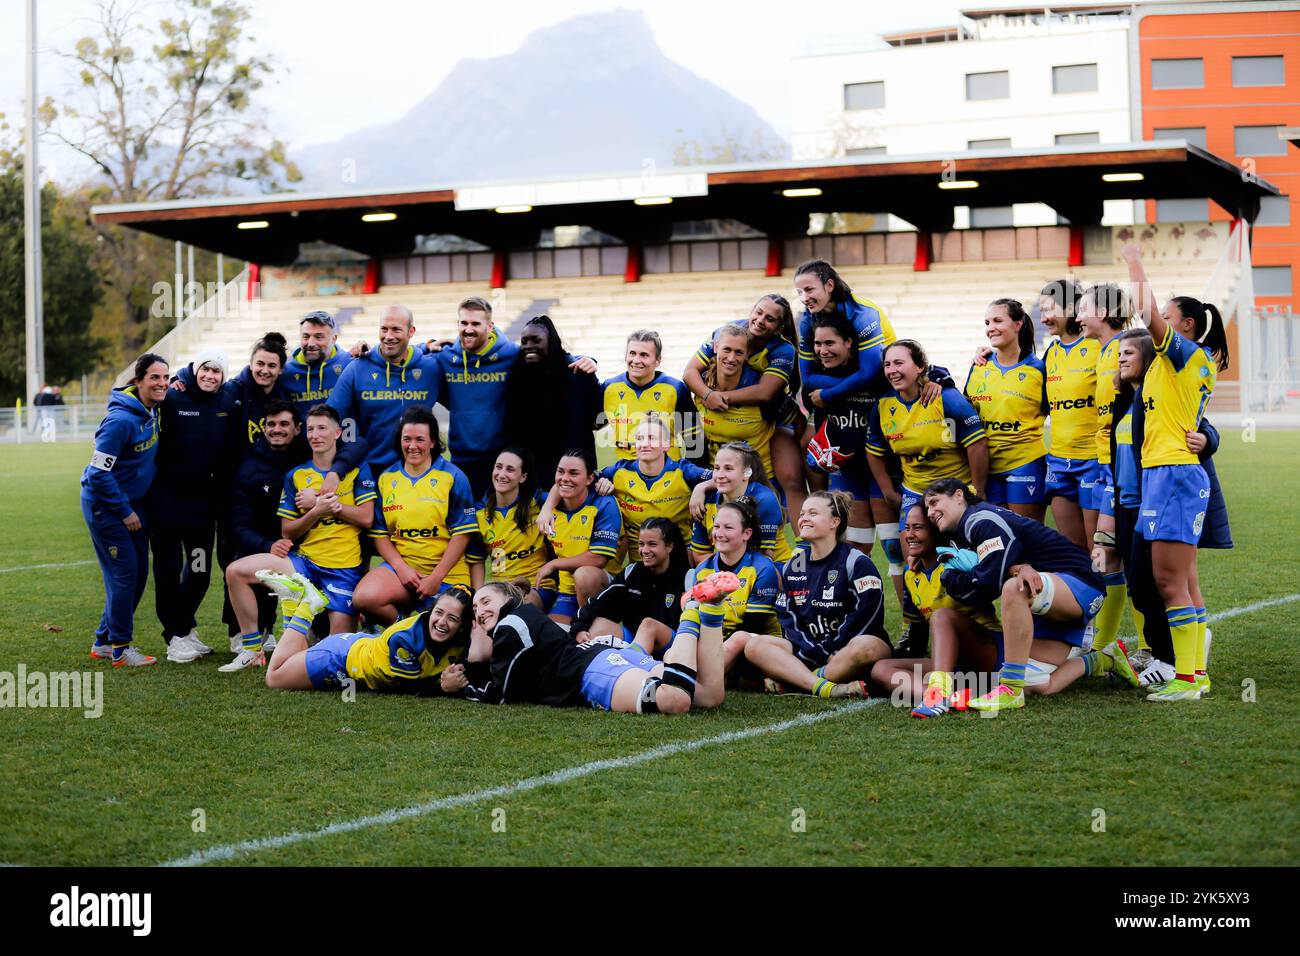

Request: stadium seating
left=142, top=253, right=1225, bottom=406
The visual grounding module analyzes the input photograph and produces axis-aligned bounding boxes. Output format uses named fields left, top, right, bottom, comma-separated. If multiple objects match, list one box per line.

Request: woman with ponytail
left=739, top=490, right=890, bottom=699
left=1120, top=244, right=1227, bottom=702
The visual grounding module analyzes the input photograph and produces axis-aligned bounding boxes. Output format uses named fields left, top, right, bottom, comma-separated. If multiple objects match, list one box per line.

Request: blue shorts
left=289, top=554, right=362, bottom=615
left=1045, top=455, right=1100, bottom=506
left=898, top=484, right=924, bottom=527
left=1139, top=464, right=1209, bottom=545
left=1031, top=572, right=1106, bottom=647
left=829, top=458, right=878, bottom=501
left=580, top=647, right=659, bottom=711
left=304, top=632, right=364, bottom=689
left=551, top=593, right=579, bottom=620
left=986, top=457, right=1047, bottom=506
left=1093, top=463, right=1116, bottom=517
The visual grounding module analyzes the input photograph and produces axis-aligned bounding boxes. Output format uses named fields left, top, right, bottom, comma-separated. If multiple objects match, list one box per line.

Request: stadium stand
left=147, top=252, right=1226, bottom=408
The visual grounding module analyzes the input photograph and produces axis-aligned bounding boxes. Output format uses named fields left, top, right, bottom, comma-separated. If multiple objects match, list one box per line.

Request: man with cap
left=282, top=310, right=354, bottom=420
left=147, top=348, right=245, bottom=662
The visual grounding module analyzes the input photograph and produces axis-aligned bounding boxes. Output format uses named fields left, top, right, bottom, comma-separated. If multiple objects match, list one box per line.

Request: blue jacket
left=227, top=435, right=304, bottom=557
left=81, top=385, right=162, bottom=518
left=224, top=365, right=291, bottom=454
left=149, top=363, right=243, bottom=524
left=282, top=344, right=354, bottom=419
left=798, top=296, right=891, bottom=401
left=436, top=331, right=519, bottom=464
left=327, top=344, right=441, bottom=475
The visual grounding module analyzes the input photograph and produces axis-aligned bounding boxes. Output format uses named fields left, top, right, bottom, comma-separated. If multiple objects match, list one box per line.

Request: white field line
left=0, top=559, right=96, bottom=574
left=157, top=590, right=1300, bottom=868
left=160, top=698, right=884, bottom=867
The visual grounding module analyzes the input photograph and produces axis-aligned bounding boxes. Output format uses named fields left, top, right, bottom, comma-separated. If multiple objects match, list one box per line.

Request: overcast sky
left=2, top=0, right=972, bottom=183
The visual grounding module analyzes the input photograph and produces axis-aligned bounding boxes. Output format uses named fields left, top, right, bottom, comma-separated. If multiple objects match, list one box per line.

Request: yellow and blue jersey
left=697, top=365, right=776, bottom=478
left=1142, top=326, right=1216, bottom=468
left=866, top=387, right=985, bottom=490
left=1094, top=337, right=1121, bottom=465
left=277, top=463, right=376, bottom=569
left=797, top=293, right=898, bottom=400
left=600, top=458, right=712, bottom=563
left=343, top=610, right=468, bottom=692
left=600, top=372, right=699, bottom=459
left=1043, top=336, right=1099, bottom=460
left=963, top=356, right=1048, bottom=473
left=546, top=489, right=622, bottom=595
left=903, top=561, right=1001, bottom=634
left=370, top=456, right=476, bottom=586
left=467, top=488, right=551, bottom=583
left=690, top=480, right=793, bottom=563
left=696, top=331, right=798, bottom=391
left=683, top=550, right=781, bottom=636
left=1114, top=404, right=1140, bottom=509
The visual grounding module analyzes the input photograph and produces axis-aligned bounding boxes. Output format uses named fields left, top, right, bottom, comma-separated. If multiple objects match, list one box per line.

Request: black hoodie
left=149, top=363, right=243, bottom=524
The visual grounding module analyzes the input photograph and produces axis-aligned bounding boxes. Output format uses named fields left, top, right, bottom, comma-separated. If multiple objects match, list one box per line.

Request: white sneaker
left=217, top=648, right=266, bottom=672
left=112, top=646, right=158, bottom=668
left=166, top=637, right=203, bottom=663
left=229, top=633, right=242, bottom=654
left=256, top=569, right=306, bottom=605
left=263, top=634, right=278, bottom=654
left=1128, top=647, right=1153, bottom=671
left=1137, top=657, right=1176, bottom=688
left=183, top=629, right=213, bottom=655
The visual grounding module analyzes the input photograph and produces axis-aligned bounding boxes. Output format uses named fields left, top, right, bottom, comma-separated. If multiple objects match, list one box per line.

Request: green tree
left=0, top=129, right=105, bottom=405
left=40, top=0, right=297, bottom=363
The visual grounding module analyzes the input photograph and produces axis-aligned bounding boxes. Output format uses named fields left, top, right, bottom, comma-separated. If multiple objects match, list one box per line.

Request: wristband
left=1093, top=530, right=1117, bottom=548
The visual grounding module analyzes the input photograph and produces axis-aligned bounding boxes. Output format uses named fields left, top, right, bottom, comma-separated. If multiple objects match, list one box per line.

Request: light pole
left=24, top=0, right=45, bottom=418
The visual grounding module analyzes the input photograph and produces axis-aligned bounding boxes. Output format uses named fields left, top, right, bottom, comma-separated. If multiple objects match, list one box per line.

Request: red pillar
left=1067, top=225, right=1085, bottom=268
left=912, top=231, right=932, bottom=272
left=624, top=244, right=642, bottom=283
left=765, top=238, right=782, bottom=278
left=490, top=251, right=507, bottom=289
left=363, top=259, right=379, bottom=294
left=246, top=263, right=260, bottom=300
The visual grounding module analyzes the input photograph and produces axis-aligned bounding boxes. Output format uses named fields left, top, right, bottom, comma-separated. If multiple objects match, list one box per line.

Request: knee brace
left=661, top=662, right=697, bottom=699
left=637, top=677, right=662, bottom=714
left=877, top=522, right=901, bottom=566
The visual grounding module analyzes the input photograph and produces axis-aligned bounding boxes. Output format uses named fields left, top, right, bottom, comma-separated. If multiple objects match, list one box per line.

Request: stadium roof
left=91, top=141, right=1280, bottom=266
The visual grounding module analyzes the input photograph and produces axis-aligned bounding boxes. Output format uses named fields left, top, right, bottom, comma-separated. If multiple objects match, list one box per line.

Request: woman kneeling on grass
left=739, top=491, right=889, bottom=699
left=438, top=579, right=736, bottom=713
left=870, top=505, right=1003, bottom=718
left=922, top=479, right=1140, bottom=713
left=263, top=574, right=471, bottom=694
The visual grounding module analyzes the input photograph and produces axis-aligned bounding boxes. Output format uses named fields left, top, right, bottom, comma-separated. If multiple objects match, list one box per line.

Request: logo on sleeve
left=853, top=576, right=880, bottom=593
left=976, top=538, right=1004, bottom=560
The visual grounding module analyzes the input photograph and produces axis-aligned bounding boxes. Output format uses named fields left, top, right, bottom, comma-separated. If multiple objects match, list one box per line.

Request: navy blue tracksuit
left=148, top=363, right=243, bottom=642
left=82, top=386, right=161, bottom=648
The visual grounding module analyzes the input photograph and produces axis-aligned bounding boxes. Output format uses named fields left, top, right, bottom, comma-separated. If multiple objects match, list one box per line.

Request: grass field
left=1, top=434, right=1297, bottom=867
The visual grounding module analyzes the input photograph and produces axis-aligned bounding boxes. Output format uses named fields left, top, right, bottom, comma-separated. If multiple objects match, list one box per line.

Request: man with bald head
left=326, top=304, right=442, bottom=476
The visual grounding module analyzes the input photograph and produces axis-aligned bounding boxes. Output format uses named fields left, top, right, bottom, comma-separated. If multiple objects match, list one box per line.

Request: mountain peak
left=294, top=11, right=786, bottom=191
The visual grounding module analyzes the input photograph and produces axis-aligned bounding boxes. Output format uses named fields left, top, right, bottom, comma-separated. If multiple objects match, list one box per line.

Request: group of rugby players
left=79, top=244, right=1230, bottom=716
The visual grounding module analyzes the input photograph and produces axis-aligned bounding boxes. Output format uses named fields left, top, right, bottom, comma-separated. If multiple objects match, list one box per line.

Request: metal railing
left=1, top=399, right=107, bottom=444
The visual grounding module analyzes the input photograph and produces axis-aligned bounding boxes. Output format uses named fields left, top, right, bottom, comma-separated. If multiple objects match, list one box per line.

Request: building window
left=1151, top=58, right=1204, bottom=90
left=1235, top=125, right=1286, bottom=157
left=1232, top=55, right=1285, bottom=88
left=968, top=137, right=1011, bottom=149
left=1253, top=265, right=1293, bottom=297
left=1156, top=198, right=1210, bottom=222
left=1055, top=132, right=1100, bottom=145
left=844, top=81, right=885, bottom=110
left=1257, top=196, right=1290, bottom=227
left=1053, top=63, right=1098, bottom=94
left=1153, top=126, right=1208, bottom=149
left=970, top=206, right=1014, bottom=228
left=966, top=71, right=1009, bottom=101
left=846, top=145, right=887, bottom=156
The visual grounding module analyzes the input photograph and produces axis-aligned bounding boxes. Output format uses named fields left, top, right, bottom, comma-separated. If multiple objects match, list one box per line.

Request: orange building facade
left=1135, top=3, right=1300, bottom=320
